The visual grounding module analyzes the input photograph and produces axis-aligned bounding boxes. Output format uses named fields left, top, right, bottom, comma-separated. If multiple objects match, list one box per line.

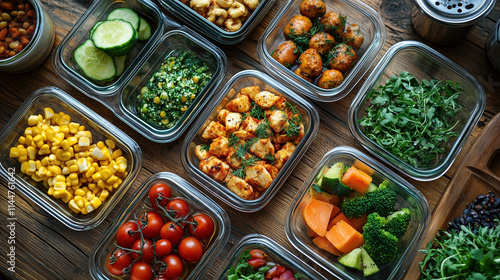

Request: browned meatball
left=308, top=32, right=335, bottom=55
left=317, top=69, right=344, bottom=89
left=299, top=0, right=326, bottom=18
left=342, top=24, right=364, bottom=49
left=294, top=68, right=313, bottom=82
left=272, top=41, right=299, bottom=67
left=298, top=48, right=323, bottom=77
left=320, top=11, right=346, bottom=37
left=328, top=43, right=357, bottom=72
left=284, top=15, right=313, bottom=39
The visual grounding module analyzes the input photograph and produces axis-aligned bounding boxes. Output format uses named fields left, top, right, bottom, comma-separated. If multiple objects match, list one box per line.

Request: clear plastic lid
left=285, top=146, right=431, bottom=280
left=181, top=70, right=320, bottom=212
left=257, top=0, right=386, bottom=102
left=215, top=234, right=328, bottom=279
left=89, top=172, right=231, bottom=279
left=348, top=41, right=485, bottom=181
left=0, top=87, right=143, bottom=230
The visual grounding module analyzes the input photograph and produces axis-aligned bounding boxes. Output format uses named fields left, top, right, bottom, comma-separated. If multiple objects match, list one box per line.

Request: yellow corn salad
left=9, top=107, right=128, bottom=215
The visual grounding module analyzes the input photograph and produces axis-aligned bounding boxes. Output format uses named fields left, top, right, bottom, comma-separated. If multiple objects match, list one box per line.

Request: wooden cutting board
left=405, top=112, right=500, bottom=279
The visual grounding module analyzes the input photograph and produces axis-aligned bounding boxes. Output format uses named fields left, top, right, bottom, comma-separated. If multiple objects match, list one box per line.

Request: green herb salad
left=136, top=49, right=212, bottom=128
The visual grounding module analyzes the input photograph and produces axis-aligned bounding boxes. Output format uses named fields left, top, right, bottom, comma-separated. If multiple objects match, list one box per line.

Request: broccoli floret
left=363, top=213, right=398, bottom=265
left=384, top=208, right=411, bottom=239
left=341, top=183, right=397, bottom=218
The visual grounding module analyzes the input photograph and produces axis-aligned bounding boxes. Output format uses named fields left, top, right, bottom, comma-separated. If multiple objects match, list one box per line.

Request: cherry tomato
left=130, top=261, right=154, bottom=280
left=247, top=258, right=266, bottom=269
left=160, top=221, right=185, bottom=245
left=155, top=239, right=172, bottom=257
left=266, top=264, right=286, bottom=278
left=105, top=249, right=133, bottom=276
left=158, top=254, right=184, bottom=280
left=188, top=213, right=215, bottom=240
left=249, top=249, right=268, bottom=260
left=138, top=211, right=164, bottom=239
left=131, top=239, right=154, bottom=263
left=116, top=221, right=140, bottom=248
left=166, top=198, right=190, bottom=220
left=178, top=236, right=204, bottom=263
left=149, top=183, right=172, bottom=210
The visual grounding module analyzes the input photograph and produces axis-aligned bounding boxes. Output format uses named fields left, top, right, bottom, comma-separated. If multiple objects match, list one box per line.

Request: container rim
left=285, top=146, right=431, bottom=280
left=412, top=0, right=496, bottom=26
left=181, top=69, right=320, bottom=212
left=257, top=0, right=387, bottom=102
left=0, top=86, right=143, bottom=230
left=347, top=40, right=486, bottom=181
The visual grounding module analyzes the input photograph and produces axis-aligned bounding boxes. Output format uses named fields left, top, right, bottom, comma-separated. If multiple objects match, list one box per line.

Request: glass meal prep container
left=181, top=70, right=320, bottom=212
left=257, top=0, right=386, bottom=102
left=285, top=146, right=430, bottom=280
left=53, top=0, right=167, bottom=96
left=0, top=87, right=142, bottom=231
left=215, top=233, right=328, bottom=280
left=89, top=172, right=231, bottom=280
left=348, top=40, right=486, bottom=181
left=159, top=0, right=277, bottom=45
left=0, top=0, right=55, bottom=73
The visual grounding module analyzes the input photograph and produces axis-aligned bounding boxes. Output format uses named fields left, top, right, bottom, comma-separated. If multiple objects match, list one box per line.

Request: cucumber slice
left=89, top=21, right=104, bottom=38
left=107, top=7, right=140, bottom=30
left=74, top=39, right=116, bottom=81
left=338, top=247, right=362, bottom=271
left=322, top=162, right=352, bottom=196
left=138, top=17, right=151, bottom=41
left=91, top=19, right=138, bottom=57
left=360, top=247, right=380, bottom=277
left=114, top=55, right=127, bottom=77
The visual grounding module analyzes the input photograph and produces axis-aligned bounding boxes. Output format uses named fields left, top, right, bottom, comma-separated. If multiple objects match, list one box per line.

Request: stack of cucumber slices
left=74, top=8, right=152, bottom=82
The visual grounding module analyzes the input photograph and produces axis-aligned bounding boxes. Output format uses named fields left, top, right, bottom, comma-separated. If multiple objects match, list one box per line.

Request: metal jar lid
left=413, top=0, right=496, bottom=26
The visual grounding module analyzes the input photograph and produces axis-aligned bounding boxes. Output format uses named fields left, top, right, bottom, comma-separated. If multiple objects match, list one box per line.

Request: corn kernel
left=97, top=180, right=111, bottom=190
left=92, top=172, right=102, bottom=182
left=43, top=107, right=54, bottom=119
left=54, top=181, right=66, bottom=190
left=111, top=149, right=122, bottom=159
left=61, top=151, right=72, bottom=161
left=62, top=192, right=73, bottom=204
left=60, top=125, right=70, bottom=135
left=74, top=196, right=84, bottom=208
left=55, top=174, right=65, bottom=182
left=68, top=164, right=78, bottom=173
left=18, top=136, right=26, bottom=145
left=113, top=178, right=123, bottom=189
left=85, top=202, right=94, bottom=213
left=38, top=144, right=50, bottom=155
left=53, top=190, right=67, bottom=199
left=106, top=175, right=118, bottom=185
left=77, top=158, right=88, bottom=173
left=68, top=122, right=80, bottom=134
left=81, top=206, right=88, bottom=215
left=96, top=141, right=105, bottom=150
left=32, top=126, right=41, bottom=137
left=48, top=165, right=61, bottom=175
left=58, top=114, right=71, bottom=126
left=28, top=115, right=39, bottom=126
left=37, top=166, right=47, bottom=177
left=27, top=146, right=36, bottom=160
left=99, top=189, right=109, bottom=201
left=25, top=134, right=32, bottom=146
left=100, top=160, right=109, bottom=166
left=100, top=169, right=112, bottom=180
left=9, top=147, right=19, bottom=158
left=89, top=183, right=99, bottom=194
left=48, top=186, right=55, bottom=196
left=26, top=160, right=36, bottom=175
left=105, top=139, right=116, bottom=149
left=61, top=166, right=70, bottom=175
left=90, top=197, right=102, bottom=209
left=79, top=137, right=90, bottom=148
left=74, top=188, right=85, bottom=197
left=20, top=161, right=28, bottom=173
left=91, top=147, right=106, bottom=160
left=68, top=199, right=81, bottom=213
left=31, top=174, right=43, bottom=182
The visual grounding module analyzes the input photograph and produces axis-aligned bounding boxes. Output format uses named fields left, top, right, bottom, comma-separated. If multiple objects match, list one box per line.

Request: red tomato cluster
left=106, top=182, right=216, bottom=280
left=247, top=249, right=297, bottom=280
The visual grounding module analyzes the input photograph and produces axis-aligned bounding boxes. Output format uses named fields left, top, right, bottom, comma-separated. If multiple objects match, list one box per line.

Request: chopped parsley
left=235, top=138, right=258, bottom=160
left=255, top=119, right=272, bottom=139
left=200, top=144, right=210, bottom=151
left=284, top=115, right=302, bottom=138
left=249, top=102, right=265, bottom=120
left=265, top=153, right=276, bottom=165
left=229, top=133, right=240, bottom=147
left=231, top=156, right=260, bottom=179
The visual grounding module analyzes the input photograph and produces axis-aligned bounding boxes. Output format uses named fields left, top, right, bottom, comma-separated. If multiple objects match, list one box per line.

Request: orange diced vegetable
left=353, top=159, right=374, bottom=176
left=307, top=226, right=319, bottom=238
left=342, top=166, right=372, bottom=194
left=348, top=214, right=368, bottom=232
left=325, top=220, right=365, bottom=254
left=330, top=205, right=341, bottom=221
left=328, top=212, right=354, bottom=230
left=313, top=236, right=342, bottom=256
left=302, top=198, right=334, bottom=237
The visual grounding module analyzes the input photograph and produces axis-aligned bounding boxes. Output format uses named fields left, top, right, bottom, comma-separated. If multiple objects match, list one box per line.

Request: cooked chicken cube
left=241, top=116, right=260, bottom=134
left=274, top=142, right=296, bottom=169
left=200, top=156, right=230, bottom=182
left=202, top=121, right=227, bottom=140
left=264, top=164, right=279, bottom=179
left=209, top=136, right=230, bottom=157
left=226, top=148, right=250, bottom=169
left=293, top=123, right=305, bottom=144
left=274, top=133, right=292, bottom=144
left=226, top=95, right=251, bottom=113
left=232, top=130, right=254, bottom=140
left=217, top=109, right=230, bottom=124
left=274, top=97, right=288, bottom=110
left=195, top=145, right=211, bottom=160
left=239, top=86, right=260, bottom=101
left=268, top=110, right=288, bottom=133
left=245, top=163, right=273, bottom=189
left=255, top=91, right=280, bottom=109
left=249, top=138, right=275, bottom=159
left=225, top=112, right=242, bottom=133
left=228, top=176, right=255, bottom=200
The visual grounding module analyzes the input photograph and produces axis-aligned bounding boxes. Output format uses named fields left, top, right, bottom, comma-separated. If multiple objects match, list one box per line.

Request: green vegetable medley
left=359, top=71, right=462, bottom=168
left=136, top=50, right=212, bottom=128
left=420, top=223, right=500, bottom=280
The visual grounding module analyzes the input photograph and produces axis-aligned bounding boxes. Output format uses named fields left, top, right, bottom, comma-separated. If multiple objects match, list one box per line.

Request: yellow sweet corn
left=53, top=190, right=67, bottom=199
left=28, top=115, right=39, bottom=126
left=9, top=147, right=19, bottom=158
left=62, top=192, right=73, bottom=204
left=38, top=144, right=50, bottom=155
left=68, top=199, right=81, bottom=214
left=99, top=189, right=109, bottom=202
left=90, top=197, right=102, bottom=209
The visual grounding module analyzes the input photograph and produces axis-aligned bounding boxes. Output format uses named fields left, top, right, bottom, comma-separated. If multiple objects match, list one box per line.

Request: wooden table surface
left=0, top=0, right=499, bottom=279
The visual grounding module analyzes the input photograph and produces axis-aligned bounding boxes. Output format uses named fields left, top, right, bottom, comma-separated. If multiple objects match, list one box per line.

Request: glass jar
left=0, top=0, right=55, bottom=73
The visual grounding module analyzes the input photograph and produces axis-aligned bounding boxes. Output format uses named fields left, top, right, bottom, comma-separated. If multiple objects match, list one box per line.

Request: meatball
left=308, top=32, right=335, bottom=55
left=320, top=11, right=346, bottom=36
left=328, top=43, right=357, bottom=72
left=293, top=68, right=313, bottom=82
left=299, top=0, right=326, bottom=18
left=317, top=69, right=344, bottom=89
left=284, top=15, right=313, bottom=39
left=272, top=41, right=299, bottom=67
left=298, top=48, right=323, bottom=77
left=342, top=24, right=364, bottom=49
